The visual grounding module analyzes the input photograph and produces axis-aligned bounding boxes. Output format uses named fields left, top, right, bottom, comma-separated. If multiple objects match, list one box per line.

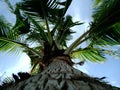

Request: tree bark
left=3, top=56, right=120, bottom=90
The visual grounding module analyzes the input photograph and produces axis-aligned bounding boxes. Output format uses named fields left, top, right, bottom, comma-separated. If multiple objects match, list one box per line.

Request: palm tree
left=0, top=0, right=120, bottom=89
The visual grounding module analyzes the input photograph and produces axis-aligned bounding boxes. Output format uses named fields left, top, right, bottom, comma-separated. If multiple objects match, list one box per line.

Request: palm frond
left=92, top=0, right=120, bottom=25
left=4, top=0, right=31, bottom=35
left=89, top=0, right=120, bottom=46
left=0, top=37, right=42, bottom=57
left=0, top=15, right=21, bottom=55
left=89, top=27, right=120, bottom=46
left=17, top=0, right=72, bottom=46
left=13, top=7, right=30, bottom=34
left=65, top=0, right=120, bottom=54
left=0, top=16, right=10, bottom=37
left=89, top=23, right=120, bottom=46
left=71, top=47, right=105, bottom=62
left=55, top=15, right=83, bottom=49
left=18, top=0, right=71, bottom=20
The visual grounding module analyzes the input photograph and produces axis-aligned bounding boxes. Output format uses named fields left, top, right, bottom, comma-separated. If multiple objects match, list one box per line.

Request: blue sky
left=0, top=0, right=120, bottom=87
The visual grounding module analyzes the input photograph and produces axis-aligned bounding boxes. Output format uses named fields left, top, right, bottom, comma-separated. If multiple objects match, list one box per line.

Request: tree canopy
left=0, top=0, right=120, bottom=73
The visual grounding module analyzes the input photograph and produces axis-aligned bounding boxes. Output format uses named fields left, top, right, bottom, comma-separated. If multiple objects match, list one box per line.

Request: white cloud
left=8, top=53, right=31, bottom=73
left=0, top=53, right=31, bottom=80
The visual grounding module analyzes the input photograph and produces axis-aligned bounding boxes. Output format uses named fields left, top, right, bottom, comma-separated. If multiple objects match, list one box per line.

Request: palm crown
left=0, top=0, right=120, bottom=73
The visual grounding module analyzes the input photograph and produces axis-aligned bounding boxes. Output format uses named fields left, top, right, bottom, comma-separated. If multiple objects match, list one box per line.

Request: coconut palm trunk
left=3, top=56, right=119, bottom=90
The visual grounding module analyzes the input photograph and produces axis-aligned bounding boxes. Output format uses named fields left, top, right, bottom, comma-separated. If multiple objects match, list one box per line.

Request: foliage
left=89, top=0, right=120, bottom=46
left=0, top=0, right=120, bottom=74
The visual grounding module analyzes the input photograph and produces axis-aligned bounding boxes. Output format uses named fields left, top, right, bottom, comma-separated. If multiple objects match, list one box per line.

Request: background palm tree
left=0, top=0, right=120, bottom=89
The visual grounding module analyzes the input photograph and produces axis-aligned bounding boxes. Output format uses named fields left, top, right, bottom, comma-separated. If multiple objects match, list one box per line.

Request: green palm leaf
left=0, top=15, right=23, bottom=54
left=55, top=15, right=83, bottom=48
left=18, top=0, right=72, bottom=45
left=93, top=0, right=102, bottom=7
left=1, top=0, right=120, bottom=74
left=89, top=0, right=120, bottom=46
left=71, top=47, right=105, bottom=62
left=18, top=0, right=72, bottom=20
left=65, top=0, right=120, bottom=54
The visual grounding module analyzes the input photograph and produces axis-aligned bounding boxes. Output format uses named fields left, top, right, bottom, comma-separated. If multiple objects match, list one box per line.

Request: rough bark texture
left=2, top=56, right=120, bottom=90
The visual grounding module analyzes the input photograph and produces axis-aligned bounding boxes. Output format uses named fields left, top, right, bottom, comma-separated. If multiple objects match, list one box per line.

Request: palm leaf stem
left=26, top=47, right=42, bottom=58
left=44, top=16, right=53, bottom=45
left=57, top=27, right=71, bottom=47
left=64, top=29, right=91, bottom=54
left=54, top=22, right=64, bottom=48
left=39, top=0, right=53, bottom=46
left=51, top=18, right=66, bottom=49
left=61, top=0, right=72, bottom=16
left=0, top=37, right=25, bottom=46
left=0, top=37, right=42, bottom=57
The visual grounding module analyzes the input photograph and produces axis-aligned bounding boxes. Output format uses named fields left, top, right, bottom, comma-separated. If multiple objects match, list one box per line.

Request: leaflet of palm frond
left=93, top=0, right=102, bottom=7
left=0, top=16, right=10, bottom=37
left=51, top=0, right=72, bottom=19
left=18, top=0, right=72, bottom=22
left=63, top=15, right=83, bottom=29
left=71, top=48, right=105, bottom=62
left=13, top=7, right=30, bottom=34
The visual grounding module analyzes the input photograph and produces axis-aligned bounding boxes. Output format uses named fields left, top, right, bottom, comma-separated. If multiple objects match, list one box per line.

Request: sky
left=0, top=0, right=120, bottom=87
